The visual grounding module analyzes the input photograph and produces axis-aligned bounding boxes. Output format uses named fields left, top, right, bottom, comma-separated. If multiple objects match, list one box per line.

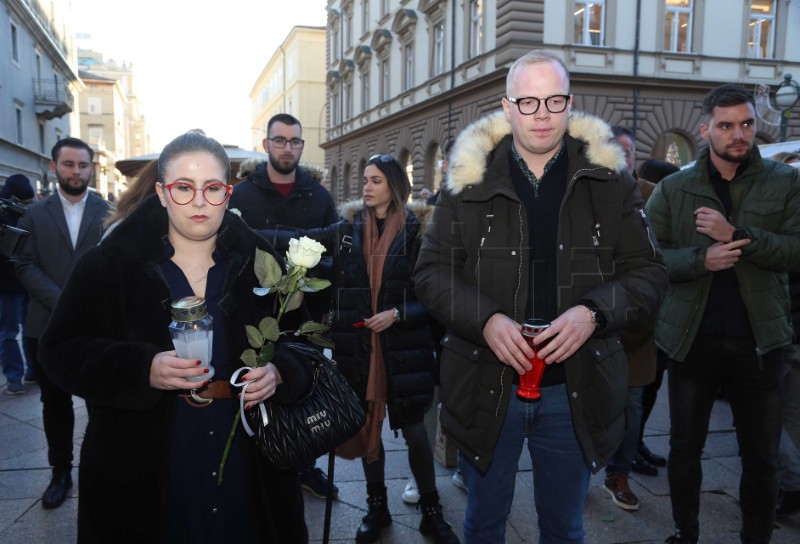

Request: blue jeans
left=0, top=294, right=29, bottom=383
left=667, top=335, right=784, bottom=544
left=460, top=383, right=591, bottom=544
left=606, top=386, right=644, bottom=476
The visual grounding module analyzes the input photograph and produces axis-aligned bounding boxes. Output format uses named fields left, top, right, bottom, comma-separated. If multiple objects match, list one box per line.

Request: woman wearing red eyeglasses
left=38, top=131, right=314, bottom=543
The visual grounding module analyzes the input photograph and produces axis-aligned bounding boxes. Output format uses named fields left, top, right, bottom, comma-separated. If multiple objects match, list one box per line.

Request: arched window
left=343, top=163, right=352, bottom=200
left=330, top=166, right=339, bottom=200
left=651, top=131, right=695, bottom=168
left=426, top=142, right=443, bottom=192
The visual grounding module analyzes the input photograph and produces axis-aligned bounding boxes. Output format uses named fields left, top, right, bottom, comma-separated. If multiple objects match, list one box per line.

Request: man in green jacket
left=645, top=84, right=800, bottom=544
left=415, top=49, right=667, bottom=543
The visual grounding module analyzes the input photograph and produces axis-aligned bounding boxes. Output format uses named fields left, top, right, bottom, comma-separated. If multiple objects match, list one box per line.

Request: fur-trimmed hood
left=446, top=110, right=626, bottom=195
left=237, top=159, right=325, bottom=183
left=337, top=199, right=433, bottom=239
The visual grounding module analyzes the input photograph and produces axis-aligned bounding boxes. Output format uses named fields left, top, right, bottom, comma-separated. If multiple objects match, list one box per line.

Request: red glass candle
left=518, top=319, right=551, bottom=400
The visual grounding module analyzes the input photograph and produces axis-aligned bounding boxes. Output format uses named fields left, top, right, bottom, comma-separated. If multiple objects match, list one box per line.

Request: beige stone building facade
left=77, top=50, right=150, bottom=198
left=250, top=26, right=328, bottom=169
left=77, top=70, right=124, bottom=196
left=323, top=0, right=800, bottom=203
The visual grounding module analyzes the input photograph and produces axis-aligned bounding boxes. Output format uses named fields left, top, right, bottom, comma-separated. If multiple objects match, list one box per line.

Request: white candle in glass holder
left=168, top=297, right=215, bottom=382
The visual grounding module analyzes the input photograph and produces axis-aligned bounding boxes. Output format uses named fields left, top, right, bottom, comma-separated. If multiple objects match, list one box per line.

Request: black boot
left=356, top=483, right=391, bottom=543
left=419, top=491, right=460, bottom=544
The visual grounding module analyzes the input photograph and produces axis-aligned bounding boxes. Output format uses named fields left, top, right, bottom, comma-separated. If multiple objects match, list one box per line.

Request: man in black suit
left=16, top=137, right=110, bottom=509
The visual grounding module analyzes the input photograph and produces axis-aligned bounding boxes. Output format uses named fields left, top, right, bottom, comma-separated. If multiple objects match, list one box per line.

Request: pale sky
left=73, top=0, right=328, bottom=154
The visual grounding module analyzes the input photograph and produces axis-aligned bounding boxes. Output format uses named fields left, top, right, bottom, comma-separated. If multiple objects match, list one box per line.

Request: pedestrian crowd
left=1, top=49, right=799, bottom=544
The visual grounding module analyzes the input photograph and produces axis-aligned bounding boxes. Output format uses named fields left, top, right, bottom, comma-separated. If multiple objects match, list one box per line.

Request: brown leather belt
left=180, top=380, right=234, bottom=407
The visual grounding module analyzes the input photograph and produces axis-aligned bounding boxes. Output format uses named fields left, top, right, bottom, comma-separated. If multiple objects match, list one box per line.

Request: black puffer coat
left=268, top=201, right=436, bottom=430
left=791, top=272, right=800, bottom=343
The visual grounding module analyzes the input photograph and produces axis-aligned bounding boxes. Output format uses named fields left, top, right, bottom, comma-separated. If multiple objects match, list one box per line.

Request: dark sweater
left=699, top=160, right=752, bottom=338
left=509, top=148, right=568, bottom=387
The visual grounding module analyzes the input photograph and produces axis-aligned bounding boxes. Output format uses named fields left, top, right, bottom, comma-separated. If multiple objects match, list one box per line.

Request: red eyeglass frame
left=163, top=181, right=232, bottom=206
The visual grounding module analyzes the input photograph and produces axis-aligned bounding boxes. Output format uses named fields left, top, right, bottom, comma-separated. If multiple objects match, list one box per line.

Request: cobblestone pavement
left=2, top=374, right=799, bottom=543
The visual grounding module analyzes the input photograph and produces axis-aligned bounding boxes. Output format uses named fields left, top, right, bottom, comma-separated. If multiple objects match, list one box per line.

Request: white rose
left=286, top=236, right=326, bottom=269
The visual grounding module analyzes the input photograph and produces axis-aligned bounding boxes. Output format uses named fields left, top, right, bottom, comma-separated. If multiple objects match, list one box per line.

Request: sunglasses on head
left=368, top=154, right=397, bottom=164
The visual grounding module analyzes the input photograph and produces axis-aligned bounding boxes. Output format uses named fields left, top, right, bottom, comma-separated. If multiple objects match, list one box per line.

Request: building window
left=344, top=81, right=353, bottom=120
left=433, top=22, right=445, bottom=76
left=665, top=0, right=693, bottom=53
left=469, top=0, right=483, bottom=58
left=332, top=87, right=340, bottom=125
left=380, top=58, right=390, bottom=102
left=88, top=125, right=103, bottom=146
left=39, top=121, right=46, bottom=153
left=88, top=97, right=102, bottom=115
left=331, top=25, right=340, bottom=62
left=361, top=73, right=370, bottom=111
left=381, top=0, right=390, bottom=17
left=749, top=0, right=775, bottom=59
left=15, top=107, right=24, bottom=144
left=403, top=43, right=414, bottom=91
left=574, top=1, right=605, bottom=46
left=346, top=10, right=353, bottom=48
left=11, top=23, right=20, bottom=63
left=362, top=0, right=370, bottom=34
left=652, top=131, right=694, bottom=166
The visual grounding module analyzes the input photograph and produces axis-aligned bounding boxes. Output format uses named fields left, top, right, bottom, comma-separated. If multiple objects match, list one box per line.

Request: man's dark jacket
left=414, top=111, right=668, bottom=473
left=231, top=161, right=338, bottom=322
left=15, top=191, right=109, bottom=337
left=645, top=148, right=800, bottom=361
left=229, top=161, right=337, bottom=230
left=0, top=201, right=27, bottom=295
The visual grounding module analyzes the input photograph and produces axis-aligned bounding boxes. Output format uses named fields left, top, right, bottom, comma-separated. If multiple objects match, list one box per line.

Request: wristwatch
left=392, top=307, right=400, bottom=322
left=587, top=308, right=601, bottom=330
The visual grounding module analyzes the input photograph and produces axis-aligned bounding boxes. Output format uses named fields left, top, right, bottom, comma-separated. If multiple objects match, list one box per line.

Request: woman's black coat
left=38, top=195, right=313, bottom=543
left=269, top=200, right=436, bottom=431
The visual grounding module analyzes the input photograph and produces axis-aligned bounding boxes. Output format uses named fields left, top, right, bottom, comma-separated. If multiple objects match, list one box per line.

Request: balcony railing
left=33, top=78, right=73, bottom=119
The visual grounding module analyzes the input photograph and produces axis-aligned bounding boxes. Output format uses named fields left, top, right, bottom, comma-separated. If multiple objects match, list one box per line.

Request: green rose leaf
left=254, top=248, right=282, bottom=288
left=240, top=348, right=258, bottom=366
left=259, top=316, right=280, bottom=342
left=308, top=333, right=335, bottom=349
left=284, top=290, right=303, bottom=313
left=275, top=274, right=291, bottom=294
left=299, top=321, right=330, bottom=334
left=245, top=325, right=264, bottom=348
left=299, top=277, right=332, bottom=293
left=258, top=342, right=275, bottom=365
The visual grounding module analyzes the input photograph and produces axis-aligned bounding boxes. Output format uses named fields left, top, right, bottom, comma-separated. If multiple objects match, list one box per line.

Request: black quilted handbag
left=245, top=342, right=366, bottom=470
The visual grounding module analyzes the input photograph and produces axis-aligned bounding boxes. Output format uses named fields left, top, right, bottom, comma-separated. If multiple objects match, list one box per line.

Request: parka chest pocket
left=475, top=246, right=521, bottom=293
left=740, top=199, right=784, bottom=232
left=439, top=334, right=499, bottom=426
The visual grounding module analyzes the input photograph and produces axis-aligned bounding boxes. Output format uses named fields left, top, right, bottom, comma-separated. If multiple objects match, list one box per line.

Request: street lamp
left=774, top=74, right=800, bottom=142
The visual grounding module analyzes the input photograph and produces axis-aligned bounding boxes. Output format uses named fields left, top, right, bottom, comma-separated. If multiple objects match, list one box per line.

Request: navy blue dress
left=162, top=247, right=253, bottom=543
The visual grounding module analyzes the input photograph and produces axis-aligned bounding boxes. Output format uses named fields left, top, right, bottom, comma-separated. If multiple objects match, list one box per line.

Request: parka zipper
left=564, top=167, right=610, bottom=285
left=496, top=366, right=507, bottom=418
